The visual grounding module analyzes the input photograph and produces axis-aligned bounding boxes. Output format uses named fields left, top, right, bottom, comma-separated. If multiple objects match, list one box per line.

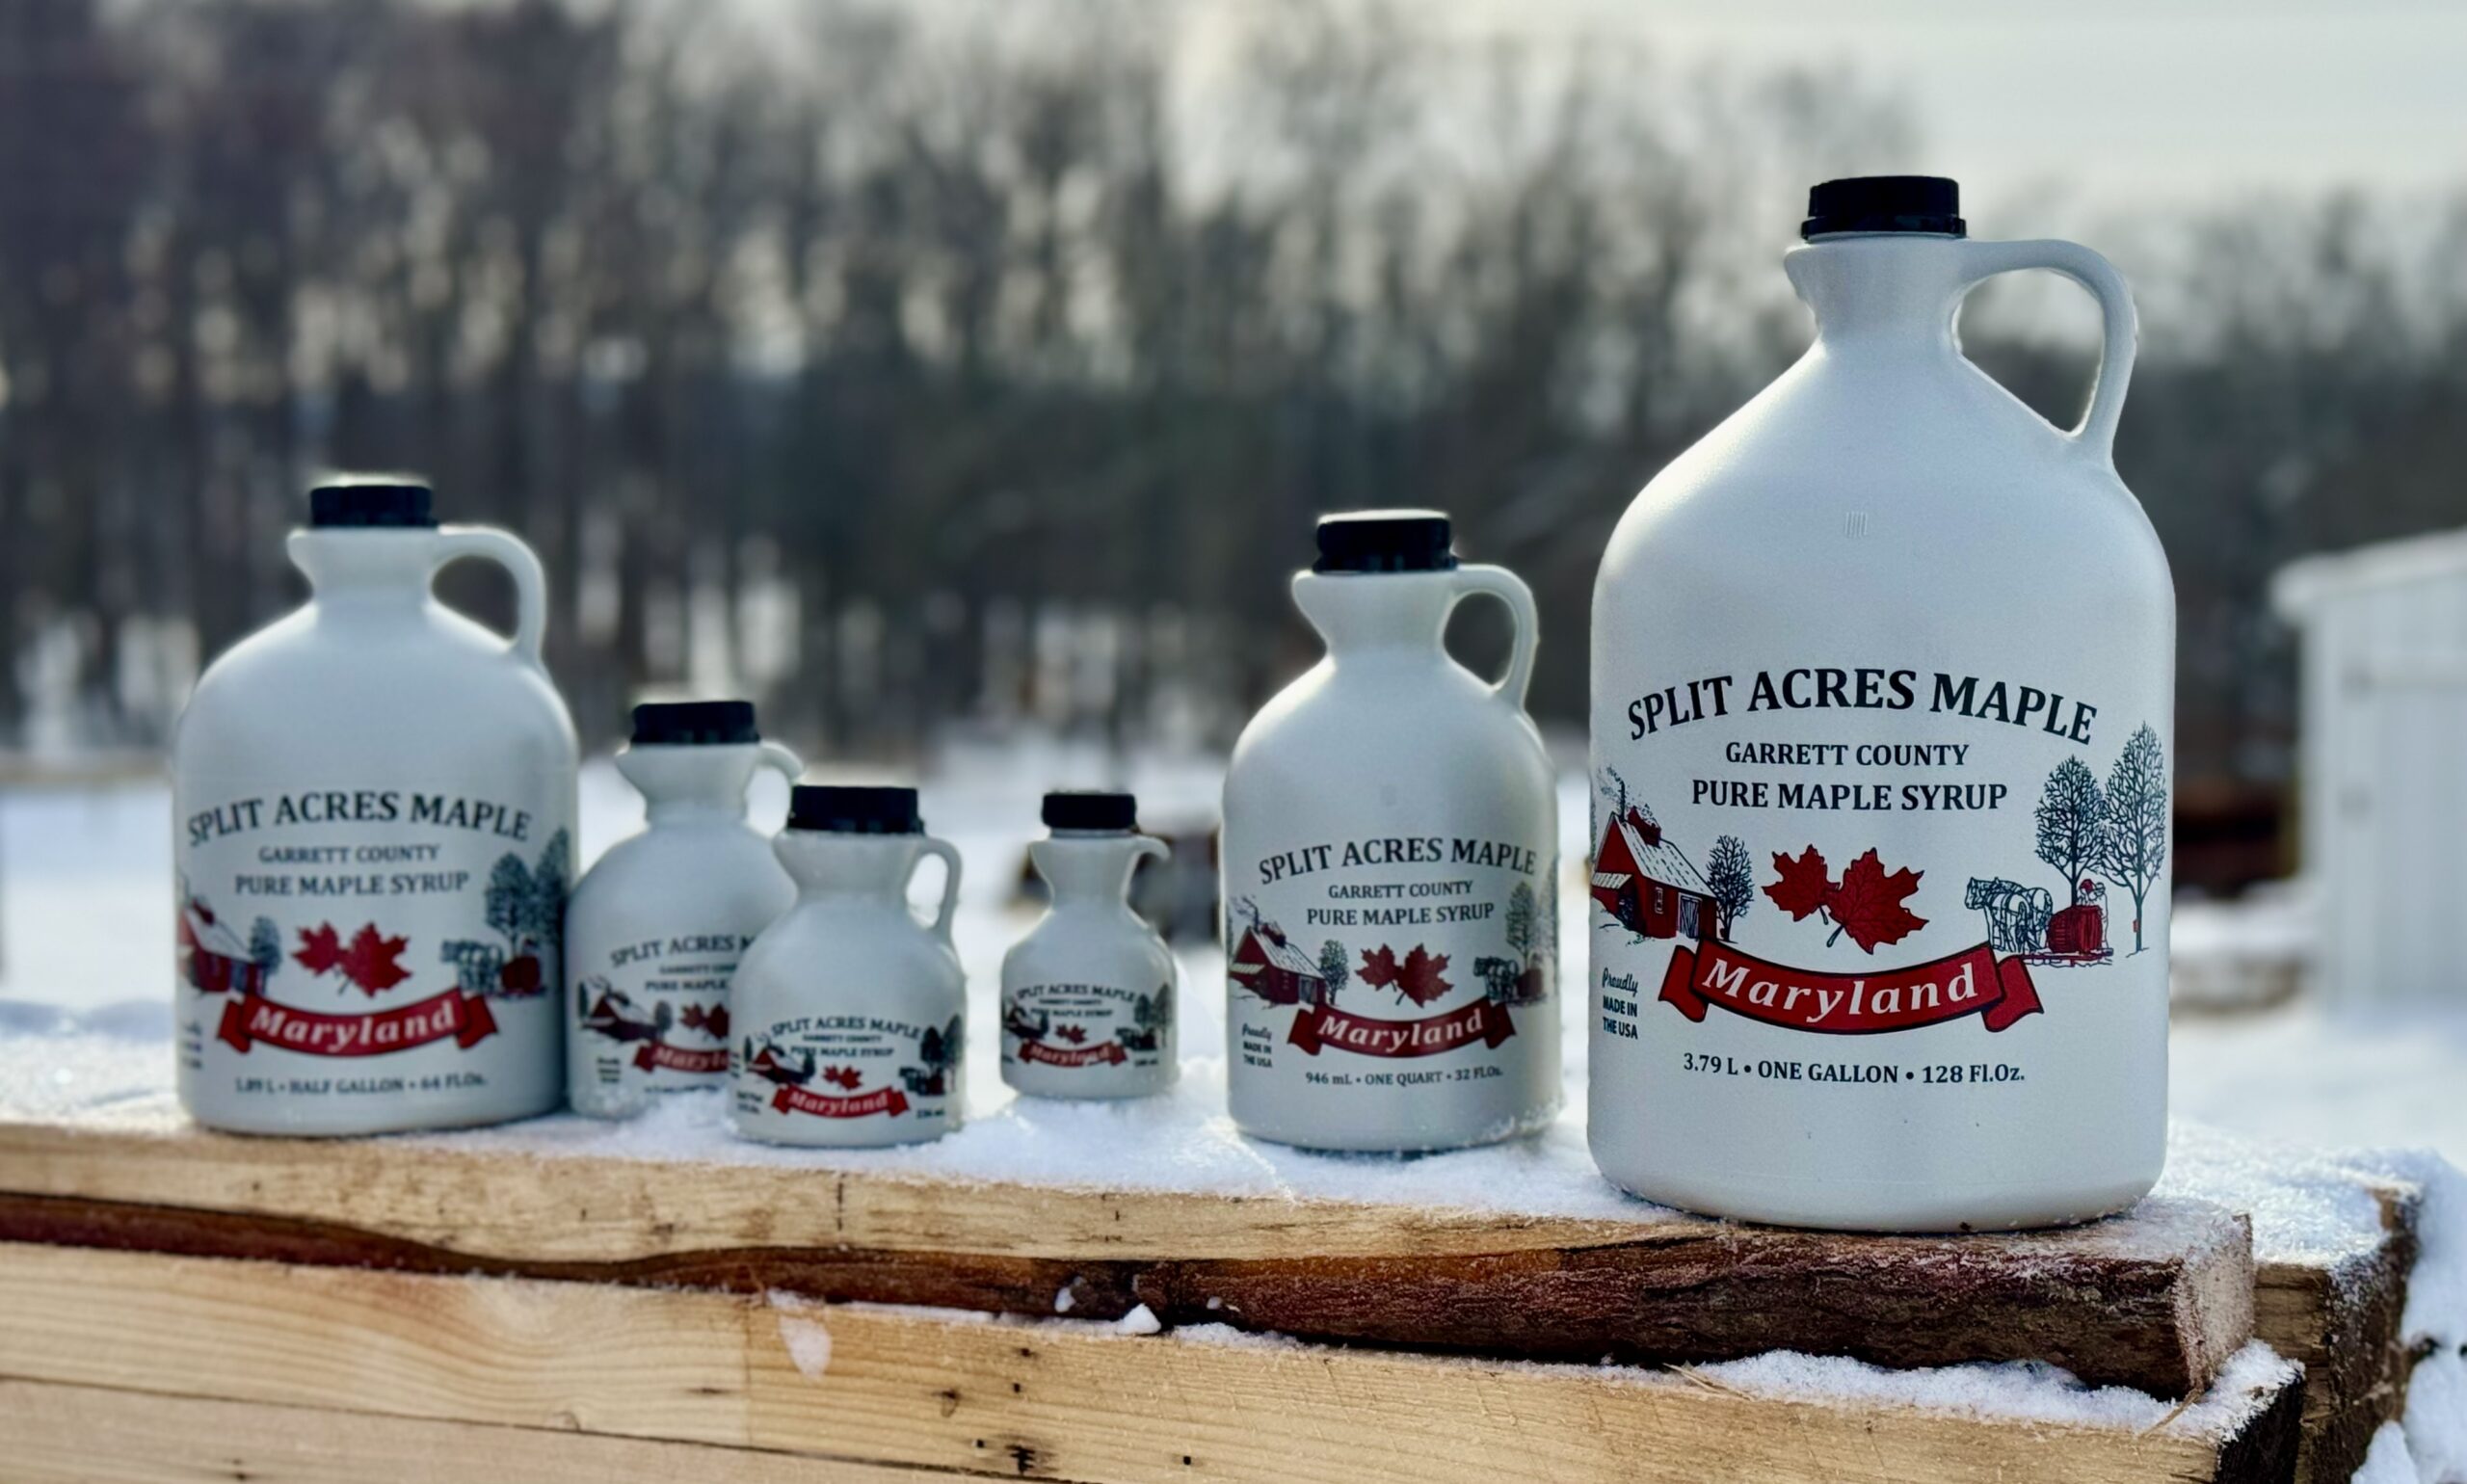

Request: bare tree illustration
left=2094, top=725, right=2168, bottom=953
left=1705, top=835, right=1755, bottom=941
left=2034, top=756, right=2107, bottom=906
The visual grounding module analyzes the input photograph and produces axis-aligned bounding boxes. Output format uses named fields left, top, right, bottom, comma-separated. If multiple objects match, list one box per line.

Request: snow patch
left=1113, top=1303, right=1162, bottom=1336
left=2356, top=1422, right=2424, bottom=1484
left=765, top=1290, right=834, bottom=1378
left=1688, top=1338, right=2296, bottom=1436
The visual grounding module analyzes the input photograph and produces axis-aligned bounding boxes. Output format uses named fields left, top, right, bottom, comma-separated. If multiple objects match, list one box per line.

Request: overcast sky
left=1420, top=0, right=2467, bottom=218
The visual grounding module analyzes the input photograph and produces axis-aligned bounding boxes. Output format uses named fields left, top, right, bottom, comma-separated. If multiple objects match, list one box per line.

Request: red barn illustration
left=178, top=897, right=267, bottom=996
left=1591, top=808, right=1720, bottom=942
left=2046, top=877, right=2109, bottom=958
left=1227, top=922, right=1329, bottom=1006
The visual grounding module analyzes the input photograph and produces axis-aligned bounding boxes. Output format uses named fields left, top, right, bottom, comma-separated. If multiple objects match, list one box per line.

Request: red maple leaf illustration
left=1360, top=943, right=1453, bottom=1007
left=1057, top=1023, right=1089, bottom=1044
left=1764, top=845, right=1833, bottom=921
left=1762, top=846, right=1926, bottom=955
left=1826, top=849, right=1927, bottom=954
left=822, top=1065, right=862, bottom=1091
left=337, top=924, right=412, bottom=995
left=703, top=1005, right=729, bottom=1040
left=293, top=922, right=344, bottom=976
left=679, top=1003, right=706, bottom=1032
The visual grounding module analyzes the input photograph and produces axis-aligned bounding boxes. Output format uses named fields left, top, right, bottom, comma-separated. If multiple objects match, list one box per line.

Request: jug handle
left=756, top=741, right=805, bottom=786
left=1955, top=239, right=2137, bottom=464
left=1447, top=564, right=1539, bottom=710
left=431, top=526, right=549, bottom=666
left=912, top=836, right=964, bottom=943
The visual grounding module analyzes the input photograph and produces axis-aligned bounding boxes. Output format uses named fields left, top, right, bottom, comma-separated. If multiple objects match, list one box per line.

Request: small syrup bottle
left=729, top=785, right=966, bottom=1147
left=1000, top=791, right=1178, bottom=1100
left=566, top=701, right=801, bottom=1118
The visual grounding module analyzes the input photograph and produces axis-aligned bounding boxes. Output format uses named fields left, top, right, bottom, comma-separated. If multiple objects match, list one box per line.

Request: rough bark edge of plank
left=0, top=1240, right=2303, bottom=1484
left=0, top=1187, right=2247, bottom=1397
left=2251, top=1179, right=2423, bottom=1483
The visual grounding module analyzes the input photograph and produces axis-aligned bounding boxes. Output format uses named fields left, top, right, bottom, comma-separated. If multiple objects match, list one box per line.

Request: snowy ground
left=2, top=761, right=2462, bottom=1474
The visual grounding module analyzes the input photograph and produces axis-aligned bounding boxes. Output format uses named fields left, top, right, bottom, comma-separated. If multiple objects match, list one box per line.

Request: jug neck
left=287, top=528, right=439, bottom=614
left=1785, top=234, right=1972, bottom=356
left=1030, top=833, right=1158, bottom=913
left=619, top=745, right=761, bottom=825
left=775, top=831, right=923, bottom=906
left=1290, top=570, right=1456, bottom=661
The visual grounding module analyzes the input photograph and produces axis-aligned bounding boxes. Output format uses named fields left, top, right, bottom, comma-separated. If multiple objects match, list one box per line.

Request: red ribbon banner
left=633, top=1040, right=729, bottom=1074
left=1658, top=940, right=2041, bottom=1036
left=1287, top=998, right=1516, bottom=1058
left=1016, top=1038, right=1128, bottom=1068
left=216, top=989, right=499, bottom=1057
left=772, top=1084, right=911, bottom=1119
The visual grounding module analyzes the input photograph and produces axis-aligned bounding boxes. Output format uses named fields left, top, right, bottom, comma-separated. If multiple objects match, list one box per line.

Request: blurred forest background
left=1, top=0, right=2462, bottom=888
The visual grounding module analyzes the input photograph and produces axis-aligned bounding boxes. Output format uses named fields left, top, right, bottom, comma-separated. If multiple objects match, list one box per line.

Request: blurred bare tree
left=1, top=0, right=2460, bottom=841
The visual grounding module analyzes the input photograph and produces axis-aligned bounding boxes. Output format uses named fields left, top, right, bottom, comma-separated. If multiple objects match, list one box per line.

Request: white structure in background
left=2273, top=528, right=2467, bottom=1003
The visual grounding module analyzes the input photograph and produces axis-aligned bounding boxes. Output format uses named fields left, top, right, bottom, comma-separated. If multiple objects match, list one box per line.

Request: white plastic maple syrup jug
left=1223, top=511, right=1560, bottom=1152
left=729, top=785, right=966, bottom=1147
left=1588, top=177, right=2173, bottom=1231
left=567, top=701, right=802, bottom=1118
left=173, top=480, right=578, bottom=1135
left=1001, top=790, right=1177, bottom=1099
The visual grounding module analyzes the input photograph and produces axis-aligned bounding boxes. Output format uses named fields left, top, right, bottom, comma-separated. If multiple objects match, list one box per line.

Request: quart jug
left=173, top=480, right=578, bottom=1134
left=1000, top=790, right=1178, bottom=1100
left=1587, top=177, right=2173, bottom=1230
left=1223, top=511, right=1559, bottom=1152
left=729, top=785, right=966, bottom=1147
left=567, top=701, right=802, bottom=1118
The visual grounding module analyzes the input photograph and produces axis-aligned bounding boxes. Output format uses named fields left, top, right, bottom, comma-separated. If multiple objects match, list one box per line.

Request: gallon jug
left=1223, top=510, right=1559, bottom=1152
left=173, top=480, right=578, bottom=1135
left=567, top=701, right=801, bottom=1118
left=729, top=785, right=966, bottom=1147
left=1000, top=790, right=1177, bottom=1100
left=1587, top=176, right=2173, bottom=1231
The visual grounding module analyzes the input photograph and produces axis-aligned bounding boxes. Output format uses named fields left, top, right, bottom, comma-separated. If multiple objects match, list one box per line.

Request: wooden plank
left=2251, top=1179, right=2423, bottom=1484
left=0, top=1114, right=2254, bottom=1395
left=0, top=1241, right=2302, bottom=1484
left=0, top=1378, right=965, bottom=1484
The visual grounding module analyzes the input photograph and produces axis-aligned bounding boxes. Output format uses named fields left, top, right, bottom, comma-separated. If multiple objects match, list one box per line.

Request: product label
left=730, top=1011, right=961, bottom=1130
left=572, top=930, right=754, bottom=1093
left=1001, top=980, right=1171, bottom=1073
left=1592, top=660, right=2169, bottom=1090
left=174, top=779, right=569, bottom=1109
left=1228, top=831, right=1554, bottom=1093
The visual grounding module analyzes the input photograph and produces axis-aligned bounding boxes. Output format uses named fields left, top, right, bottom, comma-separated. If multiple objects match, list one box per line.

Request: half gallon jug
left=567, top=701, right=801, bottom=1118
left=729, top=785, right=966, bottom=1147
left=1587, top=177, right=2173, bottom=1230
left=1223, top=510, right=1559, bottom=1152
left=1000, top=790, right=1178, bottom=1100
left=174, top=480, right=578, bottom=1134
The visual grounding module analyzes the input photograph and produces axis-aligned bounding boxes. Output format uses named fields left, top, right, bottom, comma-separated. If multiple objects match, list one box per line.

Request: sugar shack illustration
left=1227, top=918, right=1330, bottom=1006
left=1591, top=807, right=1721, bottom=942
left=177, top=888, right=279, bottom=997
left=742, top=1037, right=816, bottom=1087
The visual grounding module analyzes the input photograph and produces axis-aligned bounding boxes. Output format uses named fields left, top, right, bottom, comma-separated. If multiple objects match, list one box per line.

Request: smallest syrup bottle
left=566, top=701, right=801, bottom=1118
left=1000, top=791, right=1178, bottom=1099
left=729, top=785, right=966, bottom=1147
